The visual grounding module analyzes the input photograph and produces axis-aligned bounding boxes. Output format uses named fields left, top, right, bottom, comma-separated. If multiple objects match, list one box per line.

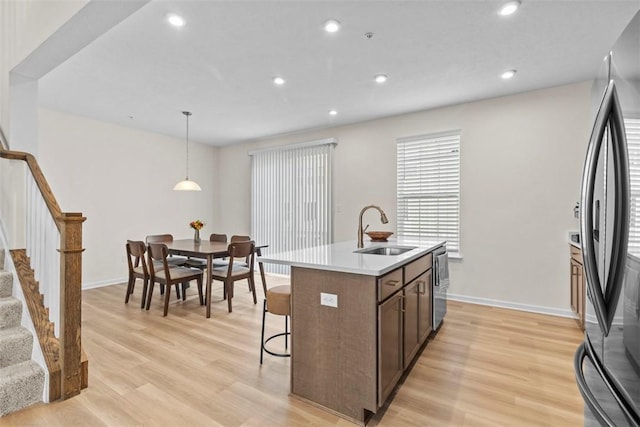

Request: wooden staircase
left=0, top=249, right=45, bottom=416
left=0, top=128, right=87, bottom=414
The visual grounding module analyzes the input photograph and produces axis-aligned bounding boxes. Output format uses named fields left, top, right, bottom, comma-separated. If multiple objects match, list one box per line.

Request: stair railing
left=0, top=126, right=86, bottom=401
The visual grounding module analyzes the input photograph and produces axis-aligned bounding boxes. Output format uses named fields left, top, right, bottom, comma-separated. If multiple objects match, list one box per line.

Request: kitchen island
left=260, top=239, right=445, bottom=425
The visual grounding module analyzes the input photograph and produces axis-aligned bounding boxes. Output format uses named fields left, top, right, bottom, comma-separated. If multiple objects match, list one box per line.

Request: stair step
left=0, top=248, right=4, bottom=270
left=0, top=271, right=12, bottom=298
left=0, top=327, right=33, bottom=369
left=0, top=298, right=22, bottom=330
left=0, top=360, right=44, bottom=416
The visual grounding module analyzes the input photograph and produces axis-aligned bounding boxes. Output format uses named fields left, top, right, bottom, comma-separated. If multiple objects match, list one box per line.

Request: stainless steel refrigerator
left=575, top=10, right=640, bottom=426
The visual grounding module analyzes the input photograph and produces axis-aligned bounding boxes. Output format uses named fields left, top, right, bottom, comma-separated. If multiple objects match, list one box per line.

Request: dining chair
left=145, top=234, right=189, bottom=266
left=231, top=235, right=269, bottom=297
left=209, top=240, right=257, bottom=315
left=125, top=240, right=151, bottom=308
left=146, top=243, right=204, bottom=317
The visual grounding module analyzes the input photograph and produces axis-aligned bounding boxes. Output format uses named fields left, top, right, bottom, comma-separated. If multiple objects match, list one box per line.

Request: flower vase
left=194, top=229, right=201, bottom=244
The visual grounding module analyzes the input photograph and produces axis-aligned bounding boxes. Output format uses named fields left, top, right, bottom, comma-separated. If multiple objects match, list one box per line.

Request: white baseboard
left=83, top=277, right=126, bottom=290
left=447, top=292, right=578, bottom=319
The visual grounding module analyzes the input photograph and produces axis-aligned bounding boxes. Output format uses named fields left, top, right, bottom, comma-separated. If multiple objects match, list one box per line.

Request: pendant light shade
left=174, top=111, right=201, bottom=191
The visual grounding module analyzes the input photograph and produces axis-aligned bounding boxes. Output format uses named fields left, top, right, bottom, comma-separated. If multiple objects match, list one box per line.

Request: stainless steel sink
left=354, top=246, right=416, bottom=256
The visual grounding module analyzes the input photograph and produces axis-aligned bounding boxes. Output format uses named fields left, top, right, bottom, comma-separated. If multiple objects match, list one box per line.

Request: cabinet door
left=570, top=260, right=579, bottom=313
left=418, top=270, right=432, bottom=344
left=577, top=265, right=585, bottom=330
left=403, top=280, right=420, bottom=369
left=378, top=293, right=403, bottom=406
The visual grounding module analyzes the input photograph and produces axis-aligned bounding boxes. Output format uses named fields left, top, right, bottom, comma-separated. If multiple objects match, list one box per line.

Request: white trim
left=448, top=293, right=577, bottom=319
left=248, top=137, right=337, bottom=156
left=82, top=277, right=126, bottom=290
left=396, top=129, right=461, bottom=145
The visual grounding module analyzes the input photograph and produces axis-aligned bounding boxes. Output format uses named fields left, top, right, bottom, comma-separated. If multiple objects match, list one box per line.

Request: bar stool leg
left=260, top=299, right=267, bottom=364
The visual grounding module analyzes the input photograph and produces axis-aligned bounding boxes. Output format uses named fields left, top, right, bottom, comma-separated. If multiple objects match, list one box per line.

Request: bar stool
left=260, top=285, right=291, bottom=364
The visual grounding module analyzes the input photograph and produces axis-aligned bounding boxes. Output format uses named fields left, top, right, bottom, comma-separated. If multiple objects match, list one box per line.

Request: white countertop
left=259, top=238, right=446, bottom=276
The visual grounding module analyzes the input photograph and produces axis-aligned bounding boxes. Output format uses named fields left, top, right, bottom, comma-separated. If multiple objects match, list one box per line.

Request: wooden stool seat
left=260, top=285, right=291, bottom=364
left=266, top=285, right=291, bottom=316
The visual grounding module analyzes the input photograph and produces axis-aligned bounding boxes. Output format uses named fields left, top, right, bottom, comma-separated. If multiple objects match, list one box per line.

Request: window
left=627, top=119, right=640, bottom=256
left=396, top=131, right=461, bottom=254
left=250, top=138, right=336, bottom=274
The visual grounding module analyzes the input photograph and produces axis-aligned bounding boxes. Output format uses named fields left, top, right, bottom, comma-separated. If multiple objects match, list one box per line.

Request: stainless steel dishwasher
left=433, top=245, right=449, bottom=330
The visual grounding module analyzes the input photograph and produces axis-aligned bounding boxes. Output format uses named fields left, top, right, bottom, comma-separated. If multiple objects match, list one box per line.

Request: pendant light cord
left=183, top=111, right=192, bottom=179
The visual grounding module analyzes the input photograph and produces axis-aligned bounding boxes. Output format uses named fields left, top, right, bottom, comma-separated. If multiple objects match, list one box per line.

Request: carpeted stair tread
left=0, top=327, right=33, bottom=369
left=0, top=297, right=22, bottom=330
left=0, top=271, right=11, bottom=298
left=0, top=360, right=44, bottom=416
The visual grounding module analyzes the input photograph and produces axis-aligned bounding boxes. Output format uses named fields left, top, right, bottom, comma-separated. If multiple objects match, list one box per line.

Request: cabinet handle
left=400, top=294, right=405, bottom=312
left=385, top=280, right=400, bottom=287
left=417, top=280, right=426, bottom=294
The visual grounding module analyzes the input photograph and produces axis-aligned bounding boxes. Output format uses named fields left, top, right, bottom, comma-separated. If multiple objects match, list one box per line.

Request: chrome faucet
left=357, top=205, right=389, bottom=248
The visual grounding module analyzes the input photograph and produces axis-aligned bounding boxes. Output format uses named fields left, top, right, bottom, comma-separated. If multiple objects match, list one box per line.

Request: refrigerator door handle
left=604, top=80, right=630, bottom=329
left=574, top=342, right=617, bottom=426
left=575, top=340, right=640, bottom=427
left=580, top=79, right=629, bottom=336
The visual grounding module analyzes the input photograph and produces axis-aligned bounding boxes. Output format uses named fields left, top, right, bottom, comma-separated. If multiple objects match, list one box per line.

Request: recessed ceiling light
left=328, top=110, right=338, bottom=116
left=501, top=69, right=517, bottom=79
left=498, top=1, right=521, bottom=16
left=167, top=13, right=185, bottom=27
left=324, top=19, right=341, bottom=33
left=374, top=74, right=388, bottom=84
left=273, top=76, right=285, bottom=85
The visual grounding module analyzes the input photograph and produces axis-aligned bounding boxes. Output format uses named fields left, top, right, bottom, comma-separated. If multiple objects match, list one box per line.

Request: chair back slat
left=210, top=233, right=228, bottom=243
left=228, top=241, right=255, bottom=273
left=146, top=234, right=174, bottom=244
left=147, top=243, right=171, bottom=280
left=126, top=240, right=148, bottom=274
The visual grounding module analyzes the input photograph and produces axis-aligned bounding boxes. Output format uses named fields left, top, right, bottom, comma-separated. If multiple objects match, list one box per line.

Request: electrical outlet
left=320, top=292, right=338, bottom=308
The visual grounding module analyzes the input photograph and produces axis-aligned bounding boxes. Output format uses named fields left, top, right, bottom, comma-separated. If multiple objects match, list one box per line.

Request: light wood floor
left=0, top=274, right=584, bottom=426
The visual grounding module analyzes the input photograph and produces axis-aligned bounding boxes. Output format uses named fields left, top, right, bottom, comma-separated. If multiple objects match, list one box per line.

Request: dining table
left=163, top=239, right=269, bottom=315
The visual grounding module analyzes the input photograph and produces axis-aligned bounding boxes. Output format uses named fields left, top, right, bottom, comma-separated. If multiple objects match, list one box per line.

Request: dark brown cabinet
left=403, top=280, right=420, bottom=368
left=417, top=270, right=433, bottom=345
left=403, top=270, right=433, bottom=369
left=378, top=292, right=404, bottom=404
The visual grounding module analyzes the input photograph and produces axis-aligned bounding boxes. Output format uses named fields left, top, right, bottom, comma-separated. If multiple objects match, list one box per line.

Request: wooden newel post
left=58, top=212, right=86, bottom=399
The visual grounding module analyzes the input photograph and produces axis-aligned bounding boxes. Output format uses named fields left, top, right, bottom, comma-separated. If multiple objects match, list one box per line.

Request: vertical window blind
left=250, top=139, right=336, bottom=275
left=627, top=119, right=640, bottom=256
left=396, top=131, right=461, bottom=253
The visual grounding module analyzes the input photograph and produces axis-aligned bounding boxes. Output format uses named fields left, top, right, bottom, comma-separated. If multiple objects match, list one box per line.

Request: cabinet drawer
left=405, top=253, right=433, bottom=284
left=570, top=245, right=583, bottom=265
left=378, top=268, right=403, bottom=302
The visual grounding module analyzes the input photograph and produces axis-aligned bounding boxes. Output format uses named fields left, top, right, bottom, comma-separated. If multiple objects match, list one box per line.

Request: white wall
left=0, top=0, right=88, bottom=133
left=217, top=82, right=591, bottom=315
left=38, top=108, right=219, bottom=288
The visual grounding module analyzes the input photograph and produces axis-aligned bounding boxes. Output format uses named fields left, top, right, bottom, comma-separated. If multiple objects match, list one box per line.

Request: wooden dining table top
left=164, top=239, right=268, bottom=258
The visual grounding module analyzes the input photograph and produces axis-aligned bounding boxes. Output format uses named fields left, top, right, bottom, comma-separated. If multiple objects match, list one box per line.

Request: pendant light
left=174, top=111, right=202, bottom=191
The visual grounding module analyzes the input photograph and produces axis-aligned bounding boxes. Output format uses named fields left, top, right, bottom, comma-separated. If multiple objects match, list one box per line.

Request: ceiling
left=37, top=0, right=640, bottom=146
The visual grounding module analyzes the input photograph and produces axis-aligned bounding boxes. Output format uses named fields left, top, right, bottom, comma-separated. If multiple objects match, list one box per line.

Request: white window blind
left=627, top=119, right=640, bottom=256
left=250, top=139, right=336, bottom=275
left=397, top=131, right=460, bottom=253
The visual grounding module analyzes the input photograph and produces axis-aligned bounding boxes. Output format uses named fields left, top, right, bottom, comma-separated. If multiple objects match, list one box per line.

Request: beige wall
left=218, top=82, right=591, bottom=315
left=38, top=108, right=219, bottom=287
